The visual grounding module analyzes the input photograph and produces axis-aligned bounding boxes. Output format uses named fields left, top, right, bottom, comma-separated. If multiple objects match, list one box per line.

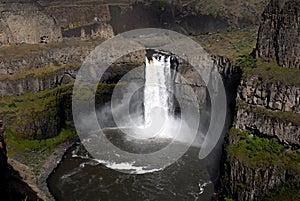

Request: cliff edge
left=220, top=0, right=300, bottom=200
left=257, top=0, right=300, bottom=68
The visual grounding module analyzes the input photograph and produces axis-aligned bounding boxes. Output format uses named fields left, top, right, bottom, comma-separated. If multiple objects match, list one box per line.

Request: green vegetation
left=7, top=127, right=77, bottom=175
left=0, top=83, right=73, bottom=139
left=0, top=38, right=104, bottom=63
left=238, top=101, right=300, bottom=126
left=246, top=135, right=283, bottom=158
left=288, top=152, right=300, bottom=162
left=0, top=81, right=120, bottom=139
left=226, top=128, right=300, bottom=171
left=262, top=181, right=300, bottom=201
left=195, top=28, right=300, bottom=86
left=1, top=78, right=118, bottom=174
left=241, top=58, right=300, bottom=85
left=193, top=28, right=258, bottom=60
left=0, top=63, right=80, bottom=81
left=185, top=0, right=268, bottom=27
left=224, top=198, right=235, bottom=201
left=6, top=127, right=76, bottom=154
left=159, top=1, right=166, bottom=10
left=236, top=54, right=257, bottom=68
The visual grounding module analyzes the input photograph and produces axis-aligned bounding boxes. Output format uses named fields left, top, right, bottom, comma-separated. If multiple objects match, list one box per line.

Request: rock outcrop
left=257, top=0, right=300, bottom=68
left=62, top=23, right=114, bottom=40
left=1, top=84, right=73, bottom=140
left=108, top=2, right=229, bottom=35
left=222, top=64, right=300, bottom=201
left=220, top=132, right=300, bottom=201
left=220, top=1, right=300, bottom=200
left=238, top=77, right=300, bottom=113
left=235, top=74, right=300, bottom=146
left=0, top=1, right=62, bottom=45
left=0, top=121, right=42, bottom=201
left=42, top=2, right=110, bottom=29
left=0, top=39, right=99, bottom=75
left=235, top=103, right=300, bottom=146
left=0, top=65, right=78, bottom=97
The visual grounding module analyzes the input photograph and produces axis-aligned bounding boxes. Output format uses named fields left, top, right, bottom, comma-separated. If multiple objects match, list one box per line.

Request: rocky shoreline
left=38, top=141, right=78, bottom=201
left=9, top=139, right=78, bottom=201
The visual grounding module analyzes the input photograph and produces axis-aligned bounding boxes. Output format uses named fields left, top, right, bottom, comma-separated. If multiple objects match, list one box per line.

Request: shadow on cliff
left=0, top=147, right=41, bottom=201
left=109, top=1, right=228, bottom=35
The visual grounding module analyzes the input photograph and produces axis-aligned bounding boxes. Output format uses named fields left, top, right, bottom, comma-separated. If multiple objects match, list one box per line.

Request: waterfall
left=144, top=53, right=178, bottom=128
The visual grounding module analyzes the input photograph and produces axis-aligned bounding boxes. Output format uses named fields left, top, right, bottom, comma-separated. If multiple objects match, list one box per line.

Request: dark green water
left=48, top=129, right=215, bottom=201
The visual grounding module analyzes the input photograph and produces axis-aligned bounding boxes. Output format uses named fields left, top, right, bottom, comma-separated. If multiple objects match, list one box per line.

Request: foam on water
left=72, top=153, right=163, bottom=174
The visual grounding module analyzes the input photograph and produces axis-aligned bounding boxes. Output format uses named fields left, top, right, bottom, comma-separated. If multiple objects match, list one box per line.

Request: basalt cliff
left=220, top=0, right=300, bottom=200
left=0, top=0, right=298, bottom=201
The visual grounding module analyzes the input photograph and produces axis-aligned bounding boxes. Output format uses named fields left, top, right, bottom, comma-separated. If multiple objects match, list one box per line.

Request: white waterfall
left=144, top=54, right=176, bottom=128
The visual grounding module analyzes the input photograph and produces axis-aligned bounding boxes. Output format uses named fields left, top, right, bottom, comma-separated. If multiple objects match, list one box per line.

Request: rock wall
left=221, top=76, right=300, bottom=200
left=1, top=84, right=73, bottom=140
left=0, top=1, right=62, bottom=45
left=238, top=77, right=300, bottom=113
left=0, top=65, right=78, bottom=97
left=219, top=1, right=300, bottom=200
left=0, top=123, right=8, bottom=197
left=257, top=0, right=300, bottom=68
left=0, top=40, right=98, bottom=75
left=62, top=23, right=114, bottom=40
left=235, top=103, right=300, bottom=146
left=0, top=122, right=42, bottom=200
left=43, top=3, right=110, bottom=29
left=108, top=2, right=229, bottom=35
left=220, top=141, right=300, bottom=201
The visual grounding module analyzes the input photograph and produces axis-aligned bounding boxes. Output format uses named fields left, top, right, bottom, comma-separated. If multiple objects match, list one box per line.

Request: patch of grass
left=6, top=128, right=76, bottom=154
left=0, top=81, right=121, bottom=139
left=246, top=136, right=284, bottom=158
left=241, top=58, right=300, bottom=85
left=224, top=198, right=235, bottom=201
left=236, top=54, right=257, bottom=68
left=262, top=181, right=300, bottom=201
left=0, top=63, right=80, bottom=81
left=288, top=152, right=300, bottom=163
left=0, top=84, right=73, bottom=139
left=0, top=38, right=104, bottom=63
left=226, top=128, right=300, bottom=172
left=0, top=43, right=51, bottom=63
left=0, top=83, right=73, bottom=113
left=193, top=28, right=258, bottom=60
left=6, top=127, right=77, bottom=175
left=184, top=0, right=269, bottom=27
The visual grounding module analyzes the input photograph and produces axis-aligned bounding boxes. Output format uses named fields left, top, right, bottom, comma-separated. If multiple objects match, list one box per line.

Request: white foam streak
left=72, top=154, right=163, bottom=174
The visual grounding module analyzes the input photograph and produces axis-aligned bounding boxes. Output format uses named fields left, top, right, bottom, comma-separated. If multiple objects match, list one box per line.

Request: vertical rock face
left=238, top=78, right=300, bottom=113
left=0, top=122, right=8, bottom=197
left=0, top=1, right=62, bottom=45
left=0, top=121, right=42, bottom=200
left=43, top=4, right=110, bottom=29
left=220, top=1, right=300, bottom=200
left=221, top=152, right=300, bottom=201
left=257, top=0, right=300, bottom=68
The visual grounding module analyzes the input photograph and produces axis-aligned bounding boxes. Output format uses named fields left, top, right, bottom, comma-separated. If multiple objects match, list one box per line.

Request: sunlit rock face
left=257, top=0, right=300, bottom=68
left=0, top=0, right=62, bottom=45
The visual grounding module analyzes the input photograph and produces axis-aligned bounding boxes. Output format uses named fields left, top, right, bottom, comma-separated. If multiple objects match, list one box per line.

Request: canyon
left=0, top=0, right=299, bottom=201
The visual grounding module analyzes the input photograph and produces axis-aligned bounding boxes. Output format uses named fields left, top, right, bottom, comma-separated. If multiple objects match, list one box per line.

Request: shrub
left=8, top=102, right=17, bottom=108
left=236, top=54, right=257, bottom=68
left=224, top=198, right=235, bottom=201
